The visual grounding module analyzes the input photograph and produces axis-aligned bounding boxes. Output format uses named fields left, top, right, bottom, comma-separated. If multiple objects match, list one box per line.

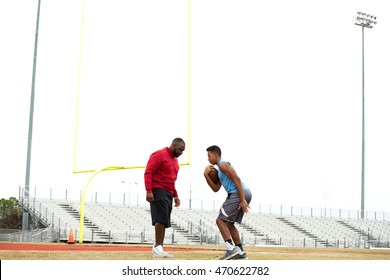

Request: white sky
left=1, top=0, right=390, bottom=214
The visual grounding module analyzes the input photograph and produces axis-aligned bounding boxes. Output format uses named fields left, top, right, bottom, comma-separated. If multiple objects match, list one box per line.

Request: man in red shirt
left=144, top=138, right=185, bottom=258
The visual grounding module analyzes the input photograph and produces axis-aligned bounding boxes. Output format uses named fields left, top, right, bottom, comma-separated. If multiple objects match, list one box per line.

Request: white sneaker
left=152, top=245, right=175, bottom=258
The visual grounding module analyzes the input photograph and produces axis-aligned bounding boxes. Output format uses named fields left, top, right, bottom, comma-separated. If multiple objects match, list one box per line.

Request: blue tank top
left=217, top=159, right=248, bottom=193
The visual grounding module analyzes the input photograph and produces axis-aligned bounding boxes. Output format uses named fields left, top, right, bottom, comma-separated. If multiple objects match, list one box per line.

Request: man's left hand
left=174, top=197, right=181, bottom=207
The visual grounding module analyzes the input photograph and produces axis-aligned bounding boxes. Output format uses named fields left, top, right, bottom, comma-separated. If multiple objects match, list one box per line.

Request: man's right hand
left=146, top=192, right=154, bottom=203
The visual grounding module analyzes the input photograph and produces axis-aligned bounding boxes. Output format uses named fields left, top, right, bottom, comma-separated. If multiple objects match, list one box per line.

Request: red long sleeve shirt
left=144, top=147, right=179, bottom=197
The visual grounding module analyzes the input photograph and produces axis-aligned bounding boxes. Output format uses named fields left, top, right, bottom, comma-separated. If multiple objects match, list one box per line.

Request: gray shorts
left=218, top=189, right=252, bottom=224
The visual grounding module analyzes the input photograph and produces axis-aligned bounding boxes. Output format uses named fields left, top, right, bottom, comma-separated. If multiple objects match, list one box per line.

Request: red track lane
left=0, top=243, right=191, bottom=252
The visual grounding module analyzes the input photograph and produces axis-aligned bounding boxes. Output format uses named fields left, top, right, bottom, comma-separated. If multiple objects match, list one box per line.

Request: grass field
left=1, top=242, right=390, bottom=260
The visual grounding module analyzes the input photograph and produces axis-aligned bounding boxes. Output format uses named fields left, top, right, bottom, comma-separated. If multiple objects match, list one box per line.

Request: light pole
left=23, top=0, right=41, bottom=230
left=122, top=181, right=131, bottom=205
left=122, top=181, right=138, bottom=206
left=354, top=12, right=377, bottom=219
left=134, top=182, right=138, bottom=205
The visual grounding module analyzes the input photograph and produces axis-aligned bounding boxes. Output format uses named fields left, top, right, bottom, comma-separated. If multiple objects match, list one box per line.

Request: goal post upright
left=75, top=0, right=192, bottom=243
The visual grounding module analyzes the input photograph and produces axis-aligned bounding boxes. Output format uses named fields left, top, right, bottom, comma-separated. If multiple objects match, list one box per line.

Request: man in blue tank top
left=204, top=145, right=252, bottom=260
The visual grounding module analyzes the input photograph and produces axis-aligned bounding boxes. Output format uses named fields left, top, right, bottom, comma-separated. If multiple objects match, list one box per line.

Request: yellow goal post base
left=76, top=163, right=189, bottom=244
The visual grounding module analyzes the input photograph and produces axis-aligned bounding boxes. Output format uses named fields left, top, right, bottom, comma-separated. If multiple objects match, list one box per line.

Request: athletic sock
left=153, top=245, right=163, bottom=252
left=236, top=243, right=244, bottom=254
left=225, top=239, right=234, bottom=251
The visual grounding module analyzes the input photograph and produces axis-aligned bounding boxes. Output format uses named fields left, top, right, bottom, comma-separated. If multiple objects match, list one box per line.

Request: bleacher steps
left=276, top=217, right=331, bottom=247
left=58, top=203, right=111, bottom=241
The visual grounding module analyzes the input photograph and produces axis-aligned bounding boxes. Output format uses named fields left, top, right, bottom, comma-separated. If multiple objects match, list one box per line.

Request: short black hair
left=172, top=138, right=185, bottom=145
left=206, top=145, right=221, bottom=157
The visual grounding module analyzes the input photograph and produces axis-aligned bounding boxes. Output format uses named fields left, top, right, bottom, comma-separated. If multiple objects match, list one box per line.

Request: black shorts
left=150, top=188, right=173, bottom=228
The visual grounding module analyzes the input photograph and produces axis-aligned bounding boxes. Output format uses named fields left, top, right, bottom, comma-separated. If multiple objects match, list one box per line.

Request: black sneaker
left=219, top=248, right=240, bottom=260
left=232, top=252, right=248, bottom=260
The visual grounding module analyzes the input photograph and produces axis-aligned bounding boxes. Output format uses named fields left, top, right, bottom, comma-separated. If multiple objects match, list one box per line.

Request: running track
left=0, top=243, right=192, bottom=252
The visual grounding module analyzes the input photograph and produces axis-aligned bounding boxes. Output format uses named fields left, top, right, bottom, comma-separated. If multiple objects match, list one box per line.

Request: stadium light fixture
left=354, top=12, right=377, bottom=219
left=355, top=12, right=377, bottom=28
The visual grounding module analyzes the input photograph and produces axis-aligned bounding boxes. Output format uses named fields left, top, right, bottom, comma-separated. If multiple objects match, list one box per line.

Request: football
left=208, top=168, right=220, bottom=184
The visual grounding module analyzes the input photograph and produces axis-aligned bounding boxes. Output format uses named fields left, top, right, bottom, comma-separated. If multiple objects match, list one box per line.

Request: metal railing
left=18, top=185, right=390, bottom=221
left=8, top=186, right=390, bottom=248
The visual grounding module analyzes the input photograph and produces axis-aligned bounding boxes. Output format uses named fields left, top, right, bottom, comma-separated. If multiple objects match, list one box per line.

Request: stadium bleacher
left=21, top=197, right=390, bottom=248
